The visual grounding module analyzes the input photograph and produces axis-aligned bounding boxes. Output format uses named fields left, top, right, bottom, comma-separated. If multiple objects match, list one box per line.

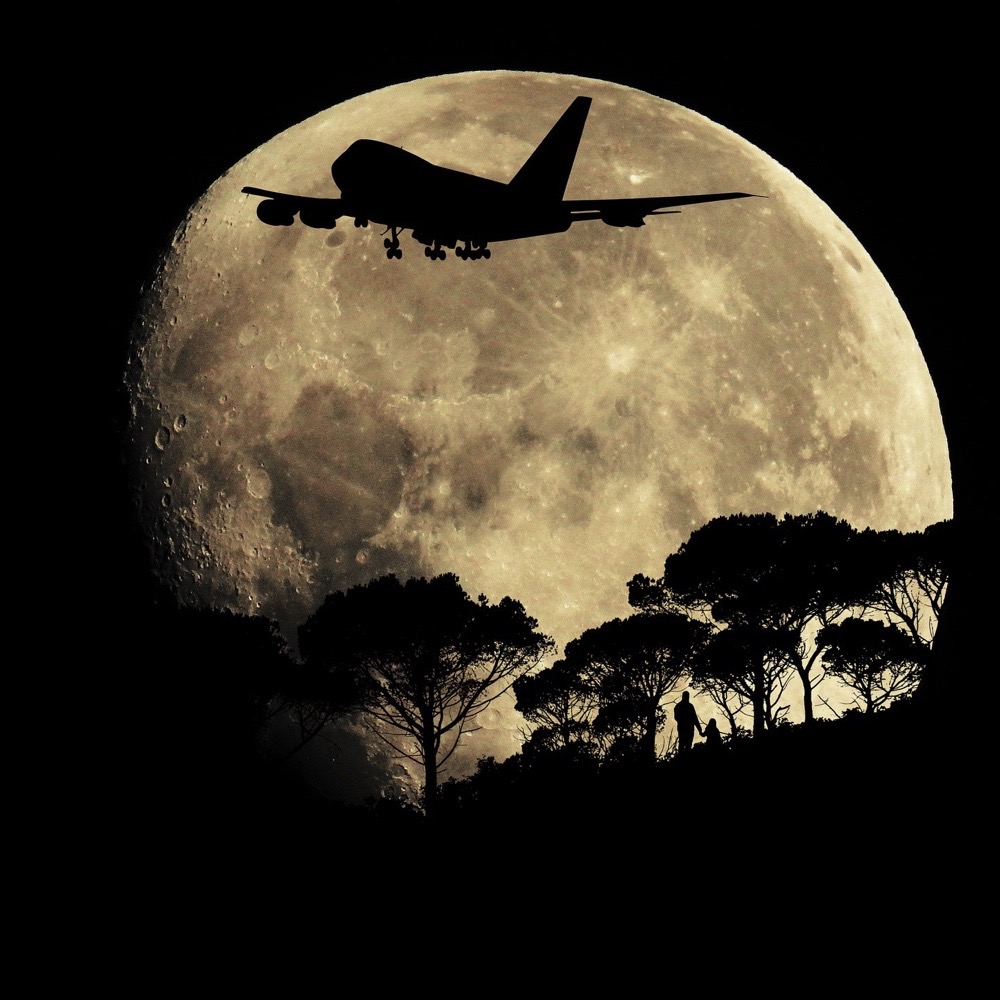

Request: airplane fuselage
left=331, top=139, right=573, bottom=247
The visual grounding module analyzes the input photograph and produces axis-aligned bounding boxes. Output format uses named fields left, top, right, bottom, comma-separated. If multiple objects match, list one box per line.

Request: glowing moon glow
left=128, top=71, right=951, bottom=789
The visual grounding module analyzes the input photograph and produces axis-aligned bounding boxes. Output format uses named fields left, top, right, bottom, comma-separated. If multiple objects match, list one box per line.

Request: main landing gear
left=383, top=226, right=402, bottom=259
left=382, top=230, right=493, bottom=261
left=456, top=241, right=490, bottom=260
left=421, top=240, right=491, bottom=260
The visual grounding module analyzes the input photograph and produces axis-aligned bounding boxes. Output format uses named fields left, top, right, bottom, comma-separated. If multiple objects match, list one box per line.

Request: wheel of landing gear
left=482, top=248, right=491, bottom=259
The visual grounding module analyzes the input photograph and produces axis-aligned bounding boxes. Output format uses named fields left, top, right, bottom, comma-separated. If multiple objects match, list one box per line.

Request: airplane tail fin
left=508, top=96, right=592, bottom=202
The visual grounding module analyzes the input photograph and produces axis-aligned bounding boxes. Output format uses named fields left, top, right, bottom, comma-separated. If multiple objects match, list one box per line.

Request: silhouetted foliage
left=687, top=623, right=795, bottom=735
left=631, top=511, right=872, bottom=728
left=852, top=520, right=952, bottom=648
left=562, top=613, right=711, bottom=762
left=690, top=671, right=752, bottom=736
left=435, top=745, right=609, bottom=839
left=817, top=617, right=928, bottom=713
left=157, top=606, right=296, bottom=757
left=513, top=657, right=599, bottom=753
left=298, top=573, right=553, bottom=818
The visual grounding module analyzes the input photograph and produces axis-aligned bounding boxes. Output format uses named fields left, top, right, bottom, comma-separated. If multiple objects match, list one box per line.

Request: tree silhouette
left=687, top=623, right=795, bottom=736
left=688, top=671, right=751, bottom=737
left=853, top=521, right=952, bottom=648
left=513, top=657, right=599, bottom=753
left=561, top=613, right=711, bottom=762
left=297, top=574, right=553, bottom=818
left=137, top=601, right=361, bottom=836
left=155, top=606, right=297, bottom=760
left=631, top=511, right=864, bottom=726
left=817, top=617, right=928, bottom=713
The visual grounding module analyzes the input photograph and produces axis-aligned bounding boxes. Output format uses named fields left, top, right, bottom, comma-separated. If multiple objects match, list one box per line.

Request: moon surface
left=128, top=71, right=951, bottom=797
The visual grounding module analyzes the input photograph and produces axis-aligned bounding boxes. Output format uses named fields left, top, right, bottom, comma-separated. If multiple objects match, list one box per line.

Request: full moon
left=128, top=71, right=951, bottom=796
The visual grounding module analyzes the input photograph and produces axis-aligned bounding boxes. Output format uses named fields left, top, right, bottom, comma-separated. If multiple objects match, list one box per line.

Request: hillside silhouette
left=127, top=512, right=969, bottom=896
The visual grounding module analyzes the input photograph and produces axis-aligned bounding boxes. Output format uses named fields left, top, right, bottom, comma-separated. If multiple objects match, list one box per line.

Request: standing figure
left=674, top=690, right=703, bottom=753
left=703, top=718, right=723, bottom=748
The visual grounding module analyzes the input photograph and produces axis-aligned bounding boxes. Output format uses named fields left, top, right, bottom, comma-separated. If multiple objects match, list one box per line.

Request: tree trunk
left=720, top=697, right=740, bottom=736
left=752, top=661, right=765, bottom=737
left=799, top=666, right=814, bottom=723
left=643, top=705, right=658, bottom=763
left=422, top=719, right=438, bottom=822
left=423, top=756, right=438, bottom=821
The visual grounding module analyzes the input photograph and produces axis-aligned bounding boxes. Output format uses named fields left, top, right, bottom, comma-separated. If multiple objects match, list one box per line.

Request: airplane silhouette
left=242, top=96, right=756, bottom=261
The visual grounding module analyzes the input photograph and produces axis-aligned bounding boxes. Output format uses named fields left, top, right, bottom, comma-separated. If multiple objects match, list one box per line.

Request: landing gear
left=383, top=226, right=403, bottom=259
left=354, top=217, right=369, bottom=228
left=456, top=241, right=490, bottom=260
left=411, top=234, right=491, bottom=261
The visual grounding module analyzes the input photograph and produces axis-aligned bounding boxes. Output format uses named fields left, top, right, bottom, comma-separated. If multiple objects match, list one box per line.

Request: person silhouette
left=673, top=690, right=703, bottom=753
left=703, top=718, right=723, bottom=748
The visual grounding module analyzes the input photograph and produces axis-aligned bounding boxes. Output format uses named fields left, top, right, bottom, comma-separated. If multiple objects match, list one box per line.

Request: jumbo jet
left=241, top=96, right=756, bottom=260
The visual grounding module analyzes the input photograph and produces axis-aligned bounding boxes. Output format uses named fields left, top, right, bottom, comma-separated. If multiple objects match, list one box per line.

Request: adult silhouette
left=673, top=690, right=703, bottom=753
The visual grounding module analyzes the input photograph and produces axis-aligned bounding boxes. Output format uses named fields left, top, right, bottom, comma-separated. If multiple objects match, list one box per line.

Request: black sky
left=101, top=33, right=972, bottom=664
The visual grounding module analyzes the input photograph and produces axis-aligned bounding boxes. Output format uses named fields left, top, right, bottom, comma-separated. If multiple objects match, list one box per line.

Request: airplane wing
left=563, top=192, right=758, bottom=228
left=242, top=186, right=346, bottom=229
